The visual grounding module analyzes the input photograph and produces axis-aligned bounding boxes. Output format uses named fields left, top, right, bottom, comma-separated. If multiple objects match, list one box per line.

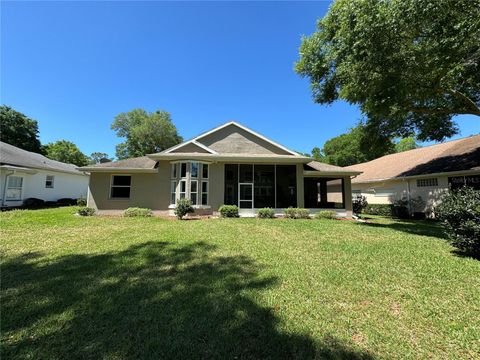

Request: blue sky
left=2, top=1, right=479, bottom=158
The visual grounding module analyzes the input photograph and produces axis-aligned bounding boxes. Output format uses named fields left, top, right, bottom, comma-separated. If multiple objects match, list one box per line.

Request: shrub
left=284, top=207, right=310, bottom=219
left=23, top=198, right=45, bottom=208
left=174, top=198, right=194, bottom=220
left=363, top=204, right=393, bottom=217
left=219, top=205, right=239, bottom=218
left=257, top=208, right=275, bottom=219
left=57, top=198, right=77, bottom=206
left=77, top=198, right=87, bottom=207
left=78, top=207, right=95, bottom=216
left=352, top=195, right=368, bottom=214
left=436, top=187, right=480, bottom=255
left=392, top=198, right=410, bottom=219
left=315, top=210, right=337, bottom=219
left=124, top=207, right=153, bottom=217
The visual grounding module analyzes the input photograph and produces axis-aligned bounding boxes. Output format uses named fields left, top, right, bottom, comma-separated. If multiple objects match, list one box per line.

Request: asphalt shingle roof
left=346, top=135, right=480, bottom=183
left=0, top=141, right=85, bottom=175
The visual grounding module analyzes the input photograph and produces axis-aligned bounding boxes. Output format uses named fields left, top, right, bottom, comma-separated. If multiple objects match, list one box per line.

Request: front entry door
left=239, top=183, right=253, bottom=209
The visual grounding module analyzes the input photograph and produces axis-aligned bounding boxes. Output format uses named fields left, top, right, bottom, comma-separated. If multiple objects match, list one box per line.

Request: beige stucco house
left=346, top=134, right=480, bottom=216
left=80, top=121, right=361, bottom=217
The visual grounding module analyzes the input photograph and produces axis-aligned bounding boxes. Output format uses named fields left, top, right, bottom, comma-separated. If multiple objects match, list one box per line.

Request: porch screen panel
left=254, top=165, right=275, bottom=208
left=276, top=165, right=297, bottom=208
left=224, top=164, right=238, bottom=205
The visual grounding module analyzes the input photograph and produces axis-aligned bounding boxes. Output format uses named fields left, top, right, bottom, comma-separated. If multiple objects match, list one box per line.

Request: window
left=170, top=181, right=177, bottom=205
left=110, top=175, right=131, bottom=198
left=179, top=180, right=187, bottom=199
left=417, top=178, right=438, bottom=187
left=45, top=175, right=54, bottom=188
left=6, top=176, right=23, bottom=201
left=201, top=181, right=208, bottom=205
left=191, top=162, right=199, bottom=178
left=170, top=161, right=209, bottom=206
left=180, top=163, right=187, bottom=178
left=190, top=180, right=198, bottom=205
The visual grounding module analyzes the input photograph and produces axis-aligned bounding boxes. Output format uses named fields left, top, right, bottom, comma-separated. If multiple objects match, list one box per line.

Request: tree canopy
left=395, top=137, right=419, bottom=153
left=90, top=152, right=112, bottom=164
left=0, top=105, right=42, bottom=153
left=43, top=140, right=90, bottom=167
left=318, top=124, right=395, bottom=166
left=111, top=109, right=183, bottom=159
left=296, top=0, right=480, bottom=142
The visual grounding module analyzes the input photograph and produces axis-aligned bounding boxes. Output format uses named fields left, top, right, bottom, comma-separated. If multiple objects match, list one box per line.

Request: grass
left=1, top=207, right=479, bottom=359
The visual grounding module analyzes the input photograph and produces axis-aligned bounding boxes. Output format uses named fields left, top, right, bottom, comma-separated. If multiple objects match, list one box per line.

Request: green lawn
left=1, top=208, right=479, bottom=359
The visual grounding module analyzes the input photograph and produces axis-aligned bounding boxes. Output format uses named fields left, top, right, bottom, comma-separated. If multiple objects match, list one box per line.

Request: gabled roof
left=346, top=134, right=480, bottom=183
left=154, top=121, right=303, bottom=158
left=0, top=141, right=86, bottom=175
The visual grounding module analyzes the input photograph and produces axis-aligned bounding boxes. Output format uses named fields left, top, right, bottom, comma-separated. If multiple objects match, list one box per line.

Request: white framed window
left=6, top=176, right=23, bottom=201
left=45, top=175, right=54, bottom=188
left=180, top=162, right=187, bottom=178
left=191, top=162, right=199, bottom=178
left=110, top=175, right=131, bottom=199
left=201, top=181, right=208, bottom=205
left=202, top=164, right=209, bottom=179
left=170, top=161, right=210, bottom=206
left=417, top=178, right=438, bottom=187
left=190, top=180, right=198, bottom=205
left=179, top=180, right=187, bottom=199
left=170, top=180, right=177, bottom=205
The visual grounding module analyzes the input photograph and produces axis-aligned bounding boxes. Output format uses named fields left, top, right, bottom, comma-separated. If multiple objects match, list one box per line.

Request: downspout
left=404, top=177, right=412, bottom=215
left=2, top=170, right=14, bottom=207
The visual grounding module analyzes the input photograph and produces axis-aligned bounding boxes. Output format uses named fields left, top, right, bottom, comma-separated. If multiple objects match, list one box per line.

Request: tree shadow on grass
left=357, top=219, right=448, bottom=240
left=1, top=241, right=374, bottom=359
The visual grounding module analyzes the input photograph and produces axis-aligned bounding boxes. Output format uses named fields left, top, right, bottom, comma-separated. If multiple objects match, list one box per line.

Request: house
left=80, top=121, right=361, bottom=217
left=346, top=135, right=480, bottom=216
left=0, top=141, right=89, bottom=207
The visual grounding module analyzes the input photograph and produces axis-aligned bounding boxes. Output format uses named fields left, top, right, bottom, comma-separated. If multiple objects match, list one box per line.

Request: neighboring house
left=80, top=121, right=361, bottom=217
left=346, top=135, right=480, bottom=216
left=0, top=141, right=89, bottom=207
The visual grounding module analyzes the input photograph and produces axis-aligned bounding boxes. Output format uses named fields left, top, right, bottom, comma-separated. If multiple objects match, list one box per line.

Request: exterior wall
left=1, top=168, right=89, bottom=207
left=88, top=161, right=355, bottom=218
left=351, top=175, right=464, bottom=216
left=87, top=162, right=170, bottom=210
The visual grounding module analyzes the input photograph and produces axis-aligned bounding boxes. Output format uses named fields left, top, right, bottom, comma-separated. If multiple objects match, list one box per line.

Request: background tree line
left=0, top=105, right=183, bottom=166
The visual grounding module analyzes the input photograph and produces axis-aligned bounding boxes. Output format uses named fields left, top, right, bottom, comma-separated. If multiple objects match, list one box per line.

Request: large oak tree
left=296, top=0, right=480, bottom=142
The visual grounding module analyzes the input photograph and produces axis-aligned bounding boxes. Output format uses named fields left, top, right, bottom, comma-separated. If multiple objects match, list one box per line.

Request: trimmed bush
left=284, top=207, right=310, bottom=219
left=77, top=198, right=87, bottom=207
left=352, top=195, right=368, bottom=214
left=124, top=207, right=153, bottom=217
left=257, top=208, right=275, bottom=219
left=392, top=198, right=410, bottom=219
left=23, top=198, right=45, bottom=208
left=219, top=205, right=239, bottom=218
left=174, top=198, right=194, bottom=220
left=363, top=204, right=393, bottom=217
left=315, top=210, right=337, bottom=219
left=78, top=207, right=95, bottom=216
left=57, top=198, right=77, bottom=206
left=436, top=187, right=480, bottom=255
